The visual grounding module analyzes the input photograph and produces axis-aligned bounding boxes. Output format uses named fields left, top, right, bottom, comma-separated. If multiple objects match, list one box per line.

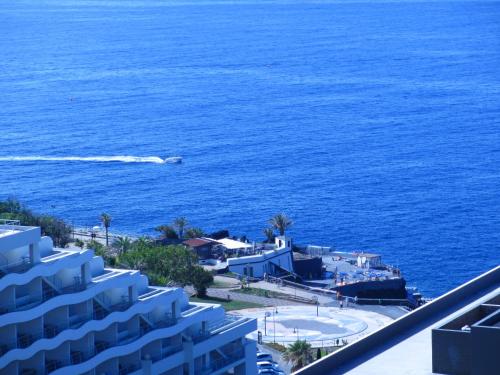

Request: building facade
left=227, top=236, right=294, bottom=278
left=0, top=224, right=257, bottom=375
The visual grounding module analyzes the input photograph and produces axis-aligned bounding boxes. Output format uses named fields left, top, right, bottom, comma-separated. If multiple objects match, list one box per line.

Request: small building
left=227, top=236, right=294, bottom=278
left=182, top=238, right=219, bottom=260
left=214, top=238, right=252, bottom=256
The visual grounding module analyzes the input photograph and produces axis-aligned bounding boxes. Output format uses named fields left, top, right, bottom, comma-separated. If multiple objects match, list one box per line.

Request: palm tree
left=269, top=213, right=293, bottom=236
left=155, top=225, right=178, bottom=239
left=100, top=213, right=112, bottom=247
left=263, top=227, right=275, bottom=243
left=113, top=236, right=132, bottom=255
left=283, top=340, right=313, bottom=371
left=173, top=217, right=188, bottom=239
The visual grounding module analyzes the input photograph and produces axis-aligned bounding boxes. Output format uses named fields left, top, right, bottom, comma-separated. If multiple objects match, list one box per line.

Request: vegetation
left=264, top=342, right=287, bottom=353
left=269, top=213, right=293, bottom=236
left=189, top=295, right=264, bottom=311
left=185, top=227, right=204, bottom=239
left=155, top=225, right=178, bottom=239
left=74, top=238, right=85, bottom=249
left=190, top=267, right=213, bottom=297
left=235, top=287, right=290, bottom=300
left=117, top=241, right=213, bottom=296
left=112, top=236, right=132, bottom=255
left=99, top=213, right=112, bottom=247
left=283, top=340, right=313, bottom=371
left=0, top=198, right=72, bottom=247
left=263, top=227, right=275, bottom=243
left=155, top=217, right=206, bottom=240
left=173, top=217, right=188, bottom=239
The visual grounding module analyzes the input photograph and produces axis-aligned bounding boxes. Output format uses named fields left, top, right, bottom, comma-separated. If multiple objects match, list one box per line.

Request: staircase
left=41, top=278, right=60, bottom=301
left=93, top=296, right=111, bottom=320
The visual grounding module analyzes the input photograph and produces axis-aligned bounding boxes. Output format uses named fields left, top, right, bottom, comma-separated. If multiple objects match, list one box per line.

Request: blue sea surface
left=1, top=0, right=499, bottom=297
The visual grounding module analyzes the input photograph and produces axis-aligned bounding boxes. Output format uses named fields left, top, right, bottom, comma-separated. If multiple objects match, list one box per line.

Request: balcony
left=201, top=347, right=245, bottom=374
left=0, top=249, right=77, bottom=280
left=147, top=344, right=184, bottom=364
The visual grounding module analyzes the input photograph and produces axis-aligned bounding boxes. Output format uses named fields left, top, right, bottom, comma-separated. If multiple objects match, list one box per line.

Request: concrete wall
left=471, top=325, right=500, bottom=375
left=432, top=329, right=471, bottom=374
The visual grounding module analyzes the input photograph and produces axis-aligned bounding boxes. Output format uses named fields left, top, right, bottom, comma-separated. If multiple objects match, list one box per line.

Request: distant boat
left=164, top=156, right=182, bottom=164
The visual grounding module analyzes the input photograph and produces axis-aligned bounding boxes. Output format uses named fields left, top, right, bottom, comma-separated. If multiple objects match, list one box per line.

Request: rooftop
left=182, top=238, right=218, bottom=248
left=214, top=237, right=252, bottom=250
left=296, top=266, right=500, bottom=375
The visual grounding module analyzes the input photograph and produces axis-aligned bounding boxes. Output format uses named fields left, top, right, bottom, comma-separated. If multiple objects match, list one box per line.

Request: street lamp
left=273, top=308, right=277, bottom=343
left=264, top=312, right=271, bottom=336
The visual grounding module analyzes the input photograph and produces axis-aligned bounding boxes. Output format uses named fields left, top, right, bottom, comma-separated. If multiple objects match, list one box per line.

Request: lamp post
left=313, top=296, right=319, bottom=317
left=264, top=312, right=271, bottom=336
left=273, top=308, right=277, bottom=343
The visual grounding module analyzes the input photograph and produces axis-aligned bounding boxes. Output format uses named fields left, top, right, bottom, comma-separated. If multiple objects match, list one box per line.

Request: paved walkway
left=185, top=285, right=306, bottom=307
left=252, top=280, right=334, bottom=305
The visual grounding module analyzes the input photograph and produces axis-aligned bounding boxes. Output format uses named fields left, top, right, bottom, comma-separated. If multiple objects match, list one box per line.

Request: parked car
left=258, top=369, right=285, bottom=375
left=256, top=352, right=273, bottom=362
left=257, top=361, right=281, bottom=371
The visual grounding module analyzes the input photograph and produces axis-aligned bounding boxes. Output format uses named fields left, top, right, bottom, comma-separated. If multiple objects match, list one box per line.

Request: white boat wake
left=0, top=156, right=182, bottom=164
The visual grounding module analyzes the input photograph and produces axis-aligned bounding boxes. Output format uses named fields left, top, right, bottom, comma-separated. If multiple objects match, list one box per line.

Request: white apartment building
left=0, top=223, right=257, bottom=375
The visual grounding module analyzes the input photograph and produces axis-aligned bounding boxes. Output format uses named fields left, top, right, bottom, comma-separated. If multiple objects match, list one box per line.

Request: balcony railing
left=0, top=250, right=68, bottom=280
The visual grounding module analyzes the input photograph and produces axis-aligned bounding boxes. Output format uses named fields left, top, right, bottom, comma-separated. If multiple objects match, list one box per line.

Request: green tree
left=190, top=267, right=213, bottom=297
left=155, top=225, right=179, bottom=239
left=283, top=340, right=313, bottom=371
left=118, top=244, right=212, bottom=295
left=113, top=236, right=132, bottom=255
left=173, top=217, right=188, bottom=239
left=74, top=238, right=85, bottom=249
left=0, top=199, right=72, bottom=247
left=185, top=227, right=204, bottom=239
left=269, top=213, right=293, bottom=236
left=100, top=213, right=112, bottom=247
left=87, top=239, right=105, bottom=257
left=263, top=227, right=275, bottom=243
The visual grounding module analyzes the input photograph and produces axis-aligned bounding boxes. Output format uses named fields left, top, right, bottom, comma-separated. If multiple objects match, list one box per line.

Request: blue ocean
left=1, top=0, right=499, bottom=297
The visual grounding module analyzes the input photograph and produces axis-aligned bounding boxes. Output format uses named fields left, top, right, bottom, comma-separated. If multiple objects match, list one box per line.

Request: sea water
left=1, top=0, right=499, bottom=296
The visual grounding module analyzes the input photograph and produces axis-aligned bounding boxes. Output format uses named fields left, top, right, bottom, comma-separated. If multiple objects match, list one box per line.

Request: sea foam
left=0, top=156, right=168, bottom=164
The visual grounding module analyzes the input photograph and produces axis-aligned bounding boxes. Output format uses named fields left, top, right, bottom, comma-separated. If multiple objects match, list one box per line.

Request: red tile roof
left=183, top=238, right=217, bottom=248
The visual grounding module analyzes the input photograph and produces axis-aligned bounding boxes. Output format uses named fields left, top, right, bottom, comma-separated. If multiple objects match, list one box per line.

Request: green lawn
left=189, top=295, right=264, bottom=311
left=234, top=287, right=290, bottom=300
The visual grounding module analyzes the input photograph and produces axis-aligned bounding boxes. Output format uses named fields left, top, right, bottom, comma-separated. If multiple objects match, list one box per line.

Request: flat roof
left=215, top=238, right=252, bottom=250
left=296, top=266, right=500, bottom=375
